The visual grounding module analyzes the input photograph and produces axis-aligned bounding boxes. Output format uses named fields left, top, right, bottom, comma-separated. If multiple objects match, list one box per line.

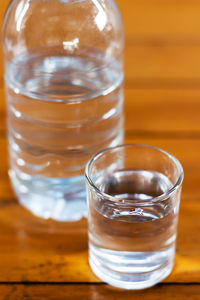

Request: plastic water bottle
left=2, top=0, right=124, bottom=221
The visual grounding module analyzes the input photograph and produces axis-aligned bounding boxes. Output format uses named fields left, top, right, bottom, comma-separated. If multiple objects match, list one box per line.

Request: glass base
left=9, top=169, right=87, bottom=221
left=89, top=243, right=175, bottom=290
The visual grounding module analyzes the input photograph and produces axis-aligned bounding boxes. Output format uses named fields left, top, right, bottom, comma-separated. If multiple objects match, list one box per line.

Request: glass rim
left=85, top=143, right=184, bottom=204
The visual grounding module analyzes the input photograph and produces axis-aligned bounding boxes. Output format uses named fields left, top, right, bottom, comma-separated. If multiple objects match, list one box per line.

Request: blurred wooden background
left=0, top=0, right=200, bottom=299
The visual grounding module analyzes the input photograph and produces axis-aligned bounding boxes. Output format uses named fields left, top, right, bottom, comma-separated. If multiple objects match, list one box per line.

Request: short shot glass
left=85, top=144, right=184, bottom=290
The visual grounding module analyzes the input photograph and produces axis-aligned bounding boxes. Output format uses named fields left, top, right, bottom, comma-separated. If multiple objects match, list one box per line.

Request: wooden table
left=0, top=0, right=200, bottom=298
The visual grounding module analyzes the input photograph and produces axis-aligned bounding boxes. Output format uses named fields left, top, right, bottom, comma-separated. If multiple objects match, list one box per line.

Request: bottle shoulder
left=2, top=0, right=124, bottom=60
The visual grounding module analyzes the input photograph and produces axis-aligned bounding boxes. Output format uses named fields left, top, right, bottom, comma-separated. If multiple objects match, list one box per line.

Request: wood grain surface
left=0, top=0, right=200, bottom=299
left=0, top=284, right=200, bottom=300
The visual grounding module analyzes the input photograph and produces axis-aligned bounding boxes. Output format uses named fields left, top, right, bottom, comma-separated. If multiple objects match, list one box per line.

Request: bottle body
left=2, top=0, right=124, bottom=221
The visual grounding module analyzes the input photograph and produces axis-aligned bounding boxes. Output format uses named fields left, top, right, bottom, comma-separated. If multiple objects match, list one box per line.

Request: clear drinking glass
left=85, top=144, right=184, bottom=290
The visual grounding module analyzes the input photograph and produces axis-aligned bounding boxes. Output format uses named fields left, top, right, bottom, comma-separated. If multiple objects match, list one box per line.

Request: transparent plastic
left=2, top=0, right=124, bottom=221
